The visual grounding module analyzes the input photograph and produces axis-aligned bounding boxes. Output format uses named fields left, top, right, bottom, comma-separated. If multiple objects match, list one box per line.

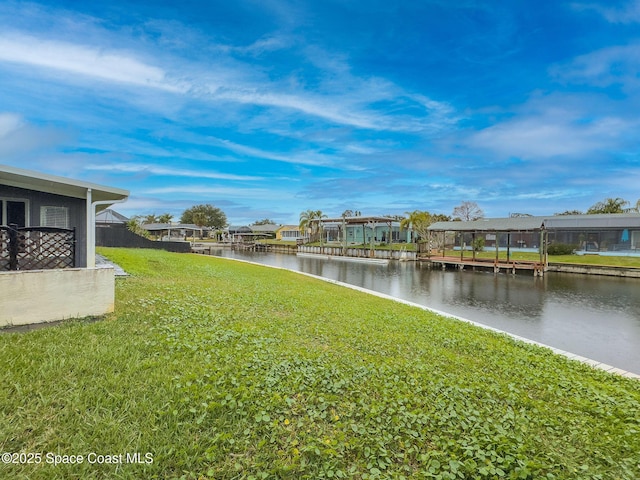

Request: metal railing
left=0, top=224, right=76, bottom=271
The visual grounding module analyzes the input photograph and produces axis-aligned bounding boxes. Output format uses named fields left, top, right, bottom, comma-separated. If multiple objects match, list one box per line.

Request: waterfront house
left=250, top=223, right=281, bottom=238
left=142, top=222, right=209, bottom=240
left=0, top=164, right=129, bottom=327
left=427, top=214, right=640, bottom=257
left=544, top=214, right=640, bottom=254
left=318, top=216, right=409, bottom=245
left=276, top=225, right=307, bottom=242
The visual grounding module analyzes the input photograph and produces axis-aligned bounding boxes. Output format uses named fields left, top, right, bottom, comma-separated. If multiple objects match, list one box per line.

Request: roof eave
left=1, top=164, right=129, bottom=202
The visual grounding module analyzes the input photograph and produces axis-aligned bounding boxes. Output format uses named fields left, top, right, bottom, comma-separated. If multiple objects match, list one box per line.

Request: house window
left=0, top=199, right=28, bottom=227
left=40, top=206, right=69, bottom=228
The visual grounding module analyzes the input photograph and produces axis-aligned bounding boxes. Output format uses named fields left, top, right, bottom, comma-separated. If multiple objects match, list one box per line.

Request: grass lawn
left=1, top=248, right=639, bottom=479
left=257, top=239, right=298, bottom=246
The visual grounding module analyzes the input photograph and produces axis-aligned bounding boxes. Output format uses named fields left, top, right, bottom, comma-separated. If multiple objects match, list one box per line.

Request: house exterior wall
left=276, top=226, right=306, bottom=241
left=0, top=267, right=114, bottom=327
left=0, top=185, right=87, bottom=267
left=343, top=224, right=403, bottom=244
left=548, top=228, right=640, bottom=252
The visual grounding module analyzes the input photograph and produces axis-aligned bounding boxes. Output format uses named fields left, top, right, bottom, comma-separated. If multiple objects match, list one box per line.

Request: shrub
left=472, top=237, right=485, bottom=252
left=548, top=243, right=577, bottom=255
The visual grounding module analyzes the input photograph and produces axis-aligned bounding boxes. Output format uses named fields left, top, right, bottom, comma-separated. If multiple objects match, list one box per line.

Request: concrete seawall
left=548, top=263, right=640, bottom=278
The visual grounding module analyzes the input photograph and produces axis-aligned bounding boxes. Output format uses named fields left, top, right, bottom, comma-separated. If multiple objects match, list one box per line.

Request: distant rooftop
left=428, top=214, right=640, bottom=232
left=143, top=223, right=210, bottom=231
left=322, top=216, right=398, bottom=225
left=96, top=209, right=129, bottom=224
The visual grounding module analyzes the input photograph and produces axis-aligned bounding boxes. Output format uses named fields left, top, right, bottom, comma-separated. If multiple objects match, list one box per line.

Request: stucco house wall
left=0, top=267, right=115, bottom=327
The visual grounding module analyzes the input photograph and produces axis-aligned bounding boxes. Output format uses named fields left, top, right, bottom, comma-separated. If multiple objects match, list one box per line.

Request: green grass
left=549, top=254, right=640, bottom=267
left=436, top=249, right=640, bottom=268
left=257, top=239, right=298, bottom=246
left=1, top=248, right=639, bottom=479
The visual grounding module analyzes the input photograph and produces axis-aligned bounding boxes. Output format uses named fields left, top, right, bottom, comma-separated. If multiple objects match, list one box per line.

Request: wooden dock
left=424, top=256, right=546, bottom=276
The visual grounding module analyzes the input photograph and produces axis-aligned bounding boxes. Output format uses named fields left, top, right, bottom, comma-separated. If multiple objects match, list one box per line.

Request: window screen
left=40, top=206, right=69, bottom=228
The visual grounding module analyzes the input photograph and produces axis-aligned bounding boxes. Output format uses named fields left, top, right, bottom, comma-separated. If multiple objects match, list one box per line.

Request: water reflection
left=207, top=249, right=640, bottom=373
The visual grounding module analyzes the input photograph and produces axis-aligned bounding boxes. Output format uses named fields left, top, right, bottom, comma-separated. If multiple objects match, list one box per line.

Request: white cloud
left=511, top=190, right=582, bottom=200
left=142, top=185, right=286, bottom=200
left=225, top=35, right=291, bottom=56
left=465, top=92, right=636, bottom=160
left=0, top=12, right=460, bottom=135
left=206, top=137, right=337, bottom=167
left=213, top=88, right=386, bottom=130
left=85, top=163, right=263, bottom=181
left=469, top=114, right=626, bottom=158
left=0, top=112, right=69, bottom=157
left=551, top=43, right=640, bottom=91
left=0, top=33, right=184, bottom=92
left=573, top=1, right=640, bottom=24
left=0, top=112, right=23, bottom=137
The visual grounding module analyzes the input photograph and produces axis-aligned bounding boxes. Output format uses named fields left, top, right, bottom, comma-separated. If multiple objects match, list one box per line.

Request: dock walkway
left=425, top=255, right=546, bottom=276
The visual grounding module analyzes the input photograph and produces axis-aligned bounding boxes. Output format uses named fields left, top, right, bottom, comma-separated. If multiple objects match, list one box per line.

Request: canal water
left=207, top=248, right=640, bottom=374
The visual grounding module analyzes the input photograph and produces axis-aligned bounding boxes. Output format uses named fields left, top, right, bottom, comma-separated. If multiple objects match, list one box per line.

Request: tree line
left=127, top=204, right=228, bottom=237
left=126, top=196, right=639, bottom=241
left=557, top=197, right=640, bottom=215
left=298, top=197, right=640, bottom=244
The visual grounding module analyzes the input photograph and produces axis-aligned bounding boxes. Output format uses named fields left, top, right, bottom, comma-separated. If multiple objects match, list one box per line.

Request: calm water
left=208, top=249, right=640, bottom=374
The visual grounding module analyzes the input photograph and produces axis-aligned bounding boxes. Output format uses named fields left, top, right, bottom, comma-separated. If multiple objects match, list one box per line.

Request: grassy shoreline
left=1, top=248, right=639, bottom=479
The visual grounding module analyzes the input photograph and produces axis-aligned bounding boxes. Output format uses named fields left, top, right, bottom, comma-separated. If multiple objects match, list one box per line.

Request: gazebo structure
left=427, top=216, right=548, bottom=275
left=142, top=223, right=209, bottom=241
left=426, top=213, right=640, bottom=275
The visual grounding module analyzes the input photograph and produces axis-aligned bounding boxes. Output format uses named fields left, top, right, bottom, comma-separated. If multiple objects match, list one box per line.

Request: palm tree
left=299, top=209, right=313, bottom=241
left=158, top=213, right=173, bottom=224
left=126, top=216, right=150, bottom=238
left=142, top=214, right=159, bottom=224
left=587, top=197, right=629, bottom=214
left=299, top=209, right=327, bottom=243
left=400, top=210, right=432, bottom=243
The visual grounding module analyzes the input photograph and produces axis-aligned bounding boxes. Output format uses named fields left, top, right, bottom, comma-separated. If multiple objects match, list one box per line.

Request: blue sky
left=1, top=0, right=639, bottom=225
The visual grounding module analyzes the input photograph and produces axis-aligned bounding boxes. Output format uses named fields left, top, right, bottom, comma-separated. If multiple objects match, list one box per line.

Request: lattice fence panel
left=0, top=228, right=9, bottom=271
left=16, top=229, right=75, bottom=270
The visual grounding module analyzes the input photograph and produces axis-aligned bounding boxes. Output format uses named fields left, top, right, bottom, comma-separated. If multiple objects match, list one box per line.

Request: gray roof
left=428, top=216, right=545, bottom=232
left=96, top=209, right=129, bottom=224
left=542, top=213, right=640, bottom=229
left=227, top=225, right=252, bottom=233
left=322, top=216, right=398, bottom=225
left=428, top=213, right=640, bottom=232
left=143, top=223, right=209, bottom=231
left=250, top=224, right=281, bottom=233
left=1, top=163, right=129, bottom=203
